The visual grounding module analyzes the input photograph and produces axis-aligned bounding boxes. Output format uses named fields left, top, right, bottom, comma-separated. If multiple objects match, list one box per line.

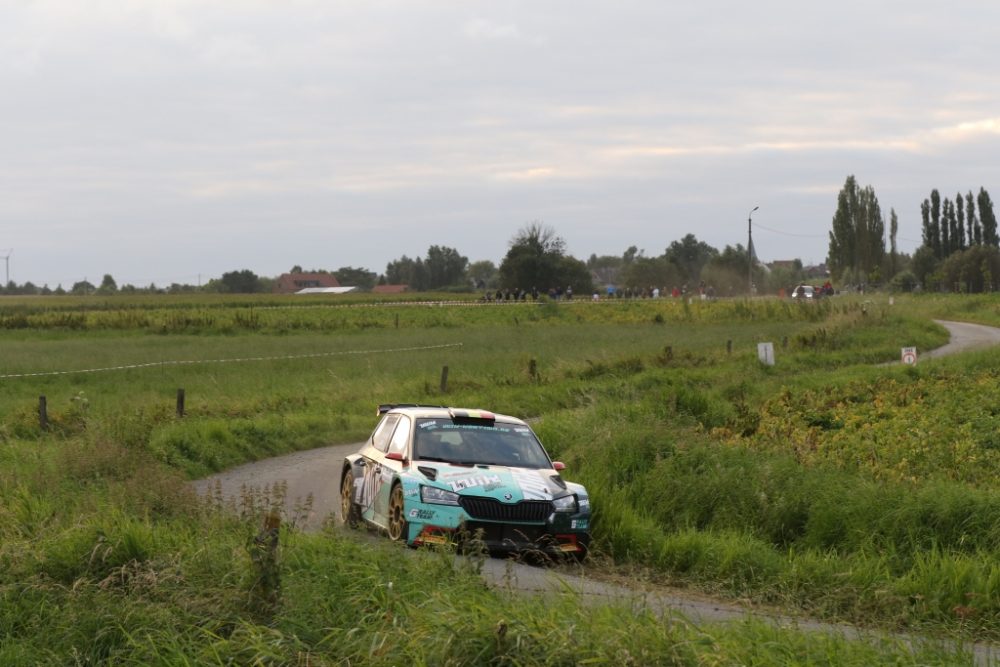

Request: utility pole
left=747, top=207, right=758, bottom=296
left=0, top=249, right=12, bottom=286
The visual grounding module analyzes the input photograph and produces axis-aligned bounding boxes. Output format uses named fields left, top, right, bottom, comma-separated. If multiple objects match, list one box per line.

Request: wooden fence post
left=726, top=340, right=733, bottom=355
left=39, top=395, right=48, bottom=430
left=176, top=388, right=185, bottom=417
left=440, top=366, right=449, bottom=393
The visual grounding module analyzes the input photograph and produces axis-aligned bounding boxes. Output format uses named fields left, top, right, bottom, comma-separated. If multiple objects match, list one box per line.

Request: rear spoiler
left=376, top=403, right=445, bottom=416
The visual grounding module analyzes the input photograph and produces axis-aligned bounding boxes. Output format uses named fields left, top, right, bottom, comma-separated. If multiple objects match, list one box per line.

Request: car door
left=373, top=414, right=411, bottom=520
left=359, top=414, right=399, bottom=523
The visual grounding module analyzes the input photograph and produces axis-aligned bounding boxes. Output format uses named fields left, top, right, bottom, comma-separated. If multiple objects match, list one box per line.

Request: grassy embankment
left=0, top=292, right=988, bottom=664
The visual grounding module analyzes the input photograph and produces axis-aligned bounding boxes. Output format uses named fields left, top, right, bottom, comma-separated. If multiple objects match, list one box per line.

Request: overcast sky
left=2, top=1, right=999, bottom=287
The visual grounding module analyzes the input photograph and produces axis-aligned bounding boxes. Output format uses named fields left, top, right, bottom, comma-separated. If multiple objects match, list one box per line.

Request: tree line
left=827, top=174, right=998, bottom=293
left=6, top=177, right=996, bottom=297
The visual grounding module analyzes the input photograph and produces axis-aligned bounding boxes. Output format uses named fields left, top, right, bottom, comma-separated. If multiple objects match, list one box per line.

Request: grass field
left=1, top=291, right=994, bottom=664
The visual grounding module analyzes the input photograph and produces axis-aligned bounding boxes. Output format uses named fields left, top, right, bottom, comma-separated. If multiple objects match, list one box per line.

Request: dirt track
left=192, top=319, right=1000, bottom=664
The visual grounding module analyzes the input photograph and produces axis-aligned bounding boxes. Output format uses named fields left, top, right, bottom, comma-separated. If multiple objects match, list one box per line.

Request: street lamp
left=747, top=206, right=758, bottom=296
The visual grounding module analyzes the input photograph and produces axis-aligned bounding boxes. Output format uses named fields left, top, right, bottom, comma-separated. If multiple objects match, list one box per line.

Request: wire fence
left=0, top=342, right=463, bottom=380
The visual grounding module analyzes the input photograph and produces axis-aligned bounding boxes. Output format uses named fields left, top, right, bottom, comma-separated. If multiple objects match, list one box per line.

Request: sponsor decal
left=409, top=508, right=436, bottom=520
left=405, top=487, right=420, bottom=497
left=510, top=468, right=552, bottom=500
left=571, top=519, right=589, bottom=530
left=578, top=498, right=590, bottom=510
left=450, top=474, right=501, bottom=492
left=482, top=481, right=504, bottom=492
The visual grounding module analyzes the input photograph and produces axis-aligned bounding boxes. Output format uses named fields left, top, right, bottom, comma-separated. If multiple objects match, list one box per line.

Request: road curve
left=192, top=319, right=1000, bottom=664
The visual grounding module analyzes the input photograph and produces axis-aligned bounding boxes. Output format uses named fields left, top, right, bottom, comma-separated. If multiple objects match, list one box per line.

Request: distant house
left=274, top=272, right=341, bottom=294
left=372, top=284, right=409, bottom=295
left=803, top=263, right=830, bottom=279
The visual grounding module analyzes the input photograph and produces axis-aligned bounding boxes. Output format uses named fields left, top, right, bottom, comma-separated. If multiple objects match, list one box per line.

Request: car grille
left=459, top=497, right=552, bottom=522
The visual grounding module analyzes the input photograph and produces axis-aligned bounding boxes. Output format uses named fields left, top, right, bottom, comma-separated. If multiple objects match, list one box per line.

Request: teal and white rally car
left=340, top=404, right=591, bottom=558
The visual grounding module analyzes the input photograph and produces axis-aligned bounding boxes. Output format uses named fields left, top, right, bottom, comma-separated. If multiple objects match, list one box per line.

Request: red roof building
left=274, top=272, right=341, bottom=294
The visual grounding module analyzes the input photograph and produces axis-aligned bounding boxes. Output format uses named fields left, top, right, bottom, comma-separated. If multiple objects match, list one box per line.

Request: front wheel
left=386, top=484, right=409, bottom=542
left=340, top=469, right=361, bottom=528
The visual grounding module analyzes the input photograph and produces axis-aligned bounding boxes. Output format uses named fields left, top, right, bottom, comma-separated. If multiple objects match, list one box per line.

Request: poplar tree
left=966, top=191, right=981, bottom=246
left=827, top=175, right=886, bottom=281
left=979, top=188, right=999, bottom=247
left=956, top=194, right=966, bottom=250
left=889, top=208, right=899, bottom=277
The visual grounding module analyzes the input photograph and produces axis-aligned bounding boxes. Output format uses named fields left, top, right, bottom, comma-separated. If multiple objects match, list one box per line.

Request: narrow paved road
left=193, top=320, right=1000, bottom=664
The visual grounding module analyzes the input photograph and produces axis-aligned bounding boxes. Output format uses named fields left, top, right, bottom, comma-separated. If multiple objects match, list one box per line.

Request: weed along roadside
left=192, top=319, right=1000, bottom=665
left=4, top=293, right=1000, bottom=664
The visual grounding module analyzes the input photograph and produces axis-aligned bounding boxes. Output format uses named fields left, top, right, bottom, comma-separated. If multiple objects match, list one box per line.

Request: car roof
left=379, top=404, right=528, bottom=426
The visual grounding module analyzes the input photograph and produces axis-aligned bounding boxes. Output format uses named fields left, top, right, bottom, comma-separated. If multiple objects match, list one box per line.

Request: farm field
left=1, top=292, right=997, bottom=665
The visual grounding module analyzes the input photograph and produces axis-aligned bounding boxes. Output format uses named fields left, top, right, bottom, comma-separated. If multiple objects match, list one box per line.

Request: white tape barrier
left=0, top=342, right=463, bottom=380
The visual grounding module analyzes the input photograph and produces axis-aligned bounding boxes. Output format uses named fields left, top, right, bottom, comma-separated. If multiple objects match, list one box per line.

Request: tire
left=386, top=483, right=409, bottom=543
left=340, top=468, right=361, bottom=528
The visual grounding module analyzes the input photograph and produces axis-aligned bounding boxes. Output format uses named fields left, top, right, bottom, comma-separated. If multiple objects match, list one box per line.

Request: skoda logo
left=504, top=493, right=513, bottom=501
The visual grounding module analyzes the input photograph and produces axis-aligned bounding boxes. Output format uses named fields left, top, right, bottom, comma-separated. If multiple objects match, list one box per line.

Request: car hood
left=414, top=463, right=569, bottom=502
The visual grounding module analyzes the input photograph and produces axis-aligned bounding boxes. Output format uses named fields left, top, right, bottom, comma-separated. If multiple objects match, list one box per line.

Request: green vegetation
left=0, top=291, right=994, bottom=663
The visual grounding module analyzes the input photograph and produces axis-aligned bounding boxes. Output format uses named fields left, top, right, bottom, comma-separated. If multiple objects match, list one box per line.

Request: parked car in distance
left=791, top=284, right=816, bottom=299
left=340, top=404, right=591, bottom=559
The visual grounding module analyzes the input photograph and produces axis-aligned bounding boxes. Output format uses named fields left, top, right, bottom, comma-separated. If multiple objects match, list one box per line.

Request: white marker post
left=901, top=346, right=917, bottom=365
left=757, top=342, right=775, bottom=366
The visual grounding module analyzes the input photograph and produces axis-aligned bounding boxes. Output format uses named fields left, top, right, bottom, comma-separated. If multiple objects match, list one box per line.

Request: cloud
left=931, top=117, right=1000, bottom=142
left=462, top=18, right=539, bottom=44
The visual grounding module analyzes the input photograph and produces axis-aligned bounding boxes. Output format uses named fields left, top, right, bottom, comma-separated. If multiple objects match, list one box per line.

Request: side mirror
left=552, top=461, right=566, bottom=471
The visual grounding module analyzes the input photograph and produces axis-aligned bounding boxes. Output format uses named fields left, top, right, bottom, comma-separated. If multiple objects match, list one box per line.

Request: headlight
left=552, top=494, right=578, bottom=513
left=421, top=486, right=460, bottom=505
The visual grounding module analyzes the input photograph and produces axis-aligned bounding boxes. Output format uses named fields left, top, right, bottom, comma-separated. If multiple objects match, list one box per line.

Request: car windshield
left=412, top=418, right=552, bottom=469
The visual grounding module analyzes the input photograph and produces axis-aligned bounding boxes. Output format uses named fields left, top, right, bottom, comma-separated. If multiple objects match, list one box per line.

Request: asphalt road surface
left=192, top=319, right=1000, bottom=664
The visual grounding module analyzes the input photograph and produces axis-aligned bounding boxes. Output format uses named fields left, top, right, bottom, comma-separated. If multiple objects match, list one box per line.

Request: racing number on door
left=359, top=459, right=382, bottom=511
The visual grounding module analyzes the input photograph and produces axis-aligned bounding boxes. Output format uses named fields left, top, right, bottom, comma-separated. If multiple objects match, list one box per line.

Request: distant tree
left=97, top=274, right=117, bottom=295
left=930, top=189, right=943, bottom=257
left=387, top=257, right=415, bottom=286
left=620, top=256, right=679, bottom=292
left=71, top=280, right=95, bottom=295
left=334, top=266, right=377, bottom=289
left=663, top=234, right=718, bottom=285
left=956, top=194, right=966, bottom=250
left=219, top=269, right=262, bottom=293
left=967, top=191, right=982, bottom=245
left=920, top=199, right=933, bottom=253
left=290, top=264, right=303, bottom=273
left=940, top=245, right=1000, bottom=293
left=827, top=175, right=886, bottom=282
left=586, top=252, right=625, bottom=287
left=979, top=188, right=998, bottom=247
left=466, top=260, right=498, bottom=289
left=54, top=284, right=66, bottom=295
left=910, top=245, right=939, bottom=290
left=385, top=255, right=419, bottom=287
left=557, top=255, right=595, bottom=294
left=498, top=222, right=592, bottom=293
left=424, top=245, right=468, bottom=289
left=889, top=208, right=899, bottom=278
left=702, top=244, right=759, bottom=295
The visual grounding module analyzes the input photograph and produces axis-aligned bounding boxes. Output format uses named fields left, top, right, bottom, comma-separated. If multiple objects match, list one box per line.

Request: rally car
left=340, top=404, right=591, bottom=558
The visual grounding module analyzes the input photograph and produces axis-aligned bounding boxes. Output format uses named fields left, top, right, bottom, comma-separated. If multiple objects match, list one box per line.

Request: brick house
left=274, top=272, right=341, bottom=294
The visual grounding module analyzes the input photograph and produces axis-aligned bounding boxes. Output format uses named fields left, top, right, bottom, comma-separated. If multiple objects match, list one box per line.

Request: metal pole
left=747, top=206, right=758, bottom=296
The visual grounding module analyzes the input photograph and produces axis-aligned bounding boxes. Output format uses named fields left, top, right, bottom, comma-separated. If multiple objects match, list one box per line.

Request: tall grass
left=1, top=292, right=996, bottom=660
